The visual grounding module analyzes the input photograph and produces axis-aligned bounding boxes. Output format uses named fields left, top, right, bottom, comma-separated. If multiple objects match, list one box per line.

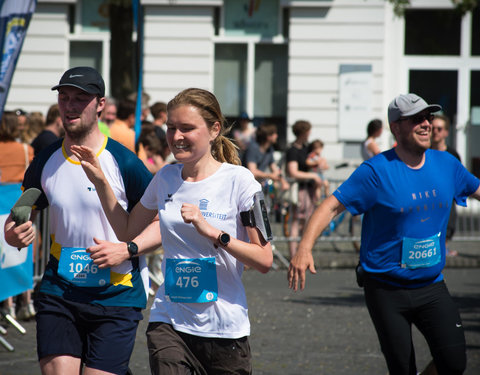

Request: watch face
left=219, top=232, right=230, bottom=245
left=128, top=242, right=138, bottom=256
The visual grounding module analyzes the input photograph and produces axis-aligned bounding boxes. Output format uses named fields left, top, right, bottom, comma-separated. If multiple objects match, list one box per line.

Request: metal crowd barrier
left=265, top=178, right=480, bottom=245
left=455, top=198, right=480, bottom=241
left=264, top=178, right=361, bottom=245
left=33, top=208, right=51, bottom=283
left=31, top=186, right=480, bottom=282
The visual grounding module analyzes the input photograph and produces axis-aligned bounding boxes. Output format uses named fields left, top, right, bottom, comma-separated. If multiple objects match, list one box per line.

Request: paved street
left=1, top=267, right=479, bottom=375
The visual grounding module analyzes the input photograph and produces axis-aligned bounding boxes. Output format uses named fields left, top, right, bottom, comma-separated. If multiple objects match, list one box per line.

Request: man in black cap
left=288, top=93, right=480, bottom=375
left=4, top=66, right=157, bottom=375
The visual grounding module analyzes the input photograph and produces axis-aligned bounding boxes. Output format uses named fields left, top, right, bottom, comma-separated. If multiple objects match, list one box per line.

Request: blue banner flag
left=0, top=0, right=36, bottom=115
left=0, top=183, right=33, bottom=301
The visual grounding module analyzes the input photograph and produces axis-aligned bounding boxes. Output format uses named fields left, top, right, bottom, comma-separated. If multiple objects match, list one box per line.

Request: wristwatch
left=217, top=231, right=231, bottom=247
left=127, top=241, right=138, bottom=259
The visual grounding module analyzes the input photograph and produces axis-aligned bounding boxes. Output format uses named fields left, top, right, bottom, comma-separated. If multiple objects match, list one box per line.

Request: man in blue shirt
left=288, top=93, right=480, bottom=375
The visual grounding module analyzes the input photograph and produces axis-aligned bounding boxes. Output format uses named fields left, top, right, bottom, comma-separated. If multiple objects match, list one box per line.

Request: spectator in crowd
left=22, top=111, right=45, bottom=145
left=98, top=97, right=117, bottom=137
left=431, top=114, right=460, bottom=257
left=0, top=111, right=34, bottom=183
left=110, top=98, right=136, bottom=152
left=128, top=91, right=151, bottom=122
left=71, top=87, right=273, bottom=374
left=286, top=120, right=324, bottom=258
left=306, top=139, right=330, bottom=202
left=31, top=104, right=64, bottom=156
left=136, top=123, right=170, bottom=174
left=289, top=93, right=480, bottom=375
left=14, top=108, right=28, bottom=142
left=361, top=118, right=383, bottom=160
left=233, top=111, right=256, bottom=160
left=0, top=110, right=35, bottom=321
left=150, top=101, right=167, bottom=140
left=243, top=122, right=289, bottom=191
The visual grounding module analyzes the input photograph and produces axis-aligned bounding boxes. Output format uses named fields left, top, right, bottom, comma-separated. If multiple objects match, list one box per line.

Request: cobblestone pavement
left=1, top=267, right=479, bottom=375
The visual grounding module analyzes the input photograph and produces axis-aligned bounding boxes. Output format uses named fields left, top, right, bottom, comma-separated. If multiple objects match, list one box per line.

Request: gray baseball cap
left=388, top=93, right=441, bottom=123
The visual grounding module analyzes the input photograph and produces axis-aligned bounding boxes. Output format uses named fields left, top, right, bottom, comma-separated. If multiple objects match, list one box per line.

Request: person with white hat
left=288, top=93, right=480, bottom=375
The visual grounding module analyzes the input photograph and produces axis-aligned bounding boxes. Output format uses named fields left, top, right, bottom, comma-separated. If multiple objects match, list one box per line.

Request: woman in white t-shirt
left=71, top=88, right=273, bottom=375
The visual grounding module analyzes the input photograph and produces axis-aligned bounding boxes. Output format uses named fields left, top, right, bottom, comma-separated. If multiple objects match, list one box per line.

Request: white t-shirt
left=23, top=137, right=152, bottom=307
left=361, top=138, right=375, bottom=160
left=141, top=162, right=261, bottom=338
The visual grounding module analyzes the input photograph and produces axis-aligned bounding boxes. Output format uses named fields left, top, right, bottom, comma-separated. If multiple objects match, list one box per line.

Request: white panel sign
left=338, top=64, right=373, bottom=141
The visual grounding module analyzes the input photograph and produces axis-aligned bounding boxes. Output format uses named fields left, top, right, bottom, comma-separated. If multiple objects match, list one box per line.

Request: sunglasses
left=432, top=126, right=445, bottom=132
left=398, top=113, right=434, bottom=124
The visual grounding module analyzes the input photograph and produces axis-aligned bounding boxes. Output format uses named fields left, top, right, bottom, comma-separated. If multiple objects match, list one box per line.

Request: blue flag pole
left=0, top=0, right=37, bottom=117
left=132, top=0, right=143, bottom=143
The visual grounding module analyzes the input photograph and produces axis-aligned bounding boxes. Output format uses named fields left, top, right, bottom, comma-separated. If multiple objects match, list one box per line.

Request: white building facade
left=6, top=0, right=480, bottom=172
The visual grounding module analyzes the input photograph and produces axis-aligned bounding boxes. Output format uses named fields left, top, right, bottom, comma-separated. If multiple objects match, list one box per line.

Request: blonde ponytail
left=212, top=134, right=241, bottom=165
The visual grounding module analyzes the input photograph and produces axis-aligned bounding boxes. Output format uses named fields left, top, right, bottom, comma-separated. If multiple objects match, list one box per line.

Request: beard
left=63, top=120, right=96, bottom=143
left=401, top=135, right=430, bottom=157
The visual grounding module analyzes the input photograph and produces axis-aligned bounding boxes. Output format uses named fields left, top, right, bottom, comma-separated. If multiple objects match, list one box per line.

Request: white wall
left=287, top=0, right=387, bottom=160
left=143, top=5, right=215, bottom=105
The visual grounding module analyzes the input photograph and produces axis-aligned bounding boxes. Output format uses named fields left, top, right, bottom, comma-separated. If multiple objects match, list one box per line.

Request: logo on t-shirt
left=199, top=199, right=209, bottom=210
left=165, top=193, right=173, bottom=203
left=198, top=198, right=227, bottom=220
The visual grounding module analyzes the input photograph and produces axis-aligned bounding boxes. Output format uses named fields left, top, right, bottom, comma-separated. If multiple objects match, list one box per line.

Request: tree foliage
left=388, top=0, right=477, bottom=16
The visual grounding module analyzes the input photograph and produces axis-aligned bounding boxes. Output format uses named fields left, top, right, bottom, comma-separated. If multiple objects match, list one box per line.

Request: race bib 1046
left=58, top=247, right=110, bottom=287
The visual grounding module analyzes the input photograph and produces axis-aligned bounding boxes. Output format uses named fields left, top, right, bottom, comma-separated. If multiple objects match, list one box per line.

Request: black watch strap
left=127, top=241, right=138, bottom=259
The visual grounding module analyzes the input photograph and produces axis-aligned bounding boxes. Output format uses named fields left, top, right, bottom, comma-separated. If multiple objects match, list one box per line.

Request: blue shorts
left=35, top=293, right=143, bottom=374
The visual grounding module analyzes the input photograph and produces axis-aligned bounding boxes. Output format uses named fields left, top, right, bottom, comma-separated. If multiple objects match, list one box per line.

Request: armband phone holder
left=240, top=191, right=273, bottom=242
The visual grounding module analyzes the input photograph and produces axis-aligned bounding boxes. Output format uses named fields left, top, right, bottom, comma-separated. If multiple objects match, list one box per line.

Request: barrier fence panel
left=26, top=182, right=480, bottom=280
left=264, top=178, right=480, bottom=246
left=33, top=208, right=50, bottom=283
left=455, top=198, right=480, bottom=241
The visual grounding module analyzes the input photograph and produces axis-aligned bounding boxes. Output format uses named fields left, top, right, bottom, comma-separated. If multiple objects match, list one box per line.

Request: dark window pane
left=409, top=70, right=457, bottom=121
left=405, top=9, right=461, bottom=55
left=70, top=41, right=103, bottom=72
left=472, top=7, right=480, bottom=55
left=409, top=69, right=458, bottom=148
left=469, top=71, right=480, bottom=175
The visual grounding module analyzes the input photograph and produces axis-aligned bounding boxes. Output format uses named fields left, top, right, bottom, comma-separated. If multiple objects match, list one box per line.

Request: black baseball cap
left=51, top=66, right=105, bottom=97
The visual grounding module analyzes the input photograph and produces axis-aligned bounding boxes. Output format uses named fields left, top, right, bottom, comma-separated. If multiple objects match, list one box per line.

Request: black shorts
left=35, top=293, right=143, bottom=374
left=364, top=279, right=466, bottom=375
left=146, top=322, right=252, bottom=375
